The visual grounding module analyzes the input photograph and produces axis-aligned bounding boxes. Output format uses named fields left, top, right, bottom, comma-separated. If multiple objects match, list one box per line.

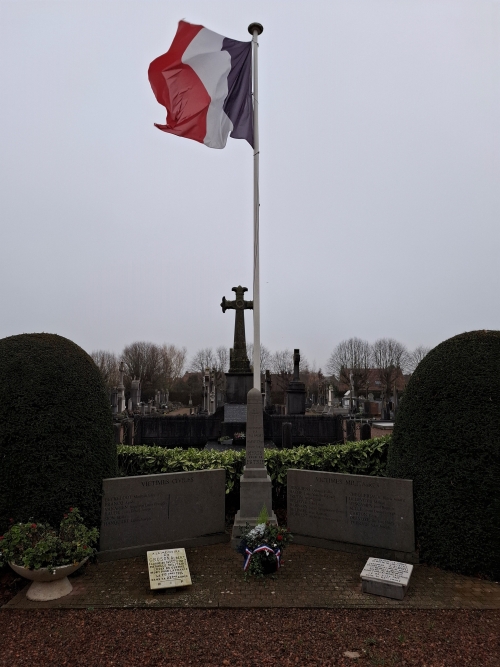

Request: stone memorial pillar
left=111, top=388, right=118, bottom=416
left=285, top=349, right=306, bottom=415
left=232, top=388, right=277, bottom=547
left=117, top=361, right=126, bottom=413
left=131, top=379, right=141, bottom=409
left=264, top=369, right=272, bottom=409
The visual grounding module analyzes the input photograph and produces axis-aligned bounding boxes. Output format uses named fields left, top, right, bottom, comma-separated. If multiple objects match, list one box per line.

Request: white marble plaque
left=147, top=548, right=192, bottom=589
left=360, top=557, right=413, bottom=585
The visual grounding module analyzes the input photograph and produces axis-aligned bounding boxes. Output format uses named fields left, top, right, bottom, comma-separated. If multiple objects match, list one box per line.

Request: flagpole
left=248, top=22, right=263, bottom=391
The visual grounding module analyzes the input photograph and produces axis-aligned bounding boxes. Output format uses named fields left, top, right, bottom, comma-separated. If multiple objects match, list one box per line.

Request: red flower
left=0, top=536, right=4, bottom=541
left=277, top=534, right=283, bottom=541
left=64, top=514, right=68, bottom=519
left=69, top=508, right=73, bottom=512
left=83, top=545, right=87, bottom=550
left=31, top=523, right=37, bottom=529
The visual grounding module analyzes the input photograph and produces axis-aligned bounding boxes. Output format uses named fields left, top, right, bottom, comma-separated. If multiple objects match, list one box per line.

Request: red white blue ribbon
left=243, top=545, right=281, bottom=571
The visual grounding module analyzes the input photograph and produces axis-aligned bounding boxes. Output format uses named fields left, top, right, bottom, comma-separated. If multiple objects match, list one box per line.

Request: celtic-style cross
left=221, top=285, right=253, bottom=373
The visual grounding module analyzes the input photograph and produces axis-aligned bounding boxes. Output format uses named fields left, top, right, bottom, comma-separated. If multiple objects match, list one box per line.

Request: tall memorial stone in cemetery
left=232, top=388, right=277, bottom=546
left=287, top=469, right=417, bottom=562
left=221, top=285, right=254, bottom=404
left=286, top=349, right=306, bottom=415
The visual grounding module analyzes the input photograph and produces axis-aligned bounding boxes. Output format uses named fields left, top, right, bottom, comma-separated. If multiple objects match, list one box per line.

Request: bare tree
left=121, top=341, right=162, bottom=400
left=158, top=344, right=187, bottom=390
left=326, top=338, right=371, bottom=399
left=371, top=338, right=409, bottom=406
left=246, top=343, right=271, bottom=373
left=188, top=347, right=229, bottom=391
left=90, top=350, right=120, bottom=391
left=270, top=349, right=294, bottom=393
left=215, top=346, right=230, bottom=373
left=408, top=345, right=431, bottom=373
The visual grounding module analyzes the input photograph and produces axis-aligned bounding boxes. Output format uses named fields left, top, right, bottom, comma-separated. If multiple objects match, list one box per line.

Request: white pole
left=248, top=22, right=263, bottom=391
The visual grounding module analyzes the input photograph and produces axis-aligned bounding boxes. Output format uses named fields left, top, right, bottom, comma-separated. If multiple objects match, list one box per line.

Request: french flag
left=148, top=21, right=253, bottom=149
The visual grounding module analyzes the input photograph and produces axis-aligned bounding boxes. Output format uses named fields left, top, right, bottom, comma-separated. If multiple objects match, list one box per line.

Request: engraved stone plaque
left=360, top=557, right=413, bottom=600
left=360, top=557, right=413, bottom=585
left=224, top=404, right=247, bottom=423
left=287, top=469, right=415, bottom=553
left=99, top=469, right=227, bottom=560
left=147, top=548, right=192, bottom=589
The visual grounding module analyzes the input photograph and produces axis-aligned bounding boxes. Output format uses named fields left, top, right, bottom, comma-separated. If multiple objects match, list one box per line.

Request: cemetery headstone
left=147, top=548, right=192, bottom=590
left=282, top=422, right=292, bottom=449
left=346, top=419, right=356, bottom=441
left=221, top=285, right=254, bottom=403
left=360, top=423, right=371, bottom=440
left=360, top=557, right=413, bottom=600
left=99, top=469, right=227, bottom=561
left=287, top=469, right=417, bottom=561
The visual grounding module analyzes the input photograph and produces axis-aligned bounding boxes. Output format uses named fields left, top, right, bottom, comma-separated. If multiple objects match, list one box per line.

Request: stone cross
left=221, top=286, right=253, bottom=373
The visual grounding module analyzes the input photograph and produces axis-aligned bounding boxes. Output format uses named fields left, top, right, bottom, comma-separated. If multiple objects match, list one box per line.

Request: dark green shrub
left=0, top=333, right=116, bottom=532
left=117, top=436, right=390, bottom=509
left=387, top=330, right=500, bottom=578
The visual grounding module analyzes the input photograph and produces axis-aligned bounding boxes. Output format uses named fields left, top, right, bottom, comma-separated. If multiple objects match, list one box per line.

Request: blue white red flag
left=148, top=21, right=253, bottom=149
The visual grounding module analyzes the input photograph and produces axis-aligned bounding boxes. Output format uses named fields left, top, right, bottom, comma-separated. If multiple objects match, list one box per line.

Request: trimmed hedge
left=117, top=436, right=390, bottom=506
left=0, top=333, right=116, bottom=532
left=387, top=330, right=500, bottom=579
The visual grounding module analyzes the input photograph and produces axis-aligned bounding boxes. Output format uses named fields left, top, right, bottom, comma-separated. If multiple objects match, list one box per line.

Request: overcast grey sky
left=1, top=0, right=499, bottom=369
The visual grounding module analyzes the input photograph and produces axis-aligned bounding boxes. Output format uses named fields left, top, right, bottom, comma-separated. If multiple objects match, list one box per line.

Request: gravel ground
left=1, top=608, right=498, bottom=666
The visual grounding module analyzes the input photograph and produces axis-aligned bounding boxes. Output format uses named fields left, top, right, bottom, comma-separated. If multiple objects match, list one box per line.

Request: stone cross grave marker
left=221, top=285, right=253, bottom=373
left=147, top=548, right=192, bottom=590
left=360, top=557, right=414, bottom=600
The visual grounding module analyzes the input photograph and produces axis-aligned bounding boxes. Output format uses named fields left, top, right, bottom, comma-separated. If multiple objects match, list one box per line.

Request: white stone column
left=231, top=387, right=277, bottom=547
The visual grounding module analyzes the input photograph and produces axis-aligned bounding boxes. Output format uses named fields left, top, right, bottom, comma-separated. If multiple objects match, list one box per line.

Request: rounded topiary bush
left=0, top=333, right=116, bottom=533
left=387, top=330, right=500, bottom=578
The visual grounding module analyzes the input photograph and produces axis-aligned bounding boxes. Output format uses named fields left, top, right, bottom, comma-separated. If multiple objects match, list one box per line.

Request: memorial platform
left=3, top=542, right=499, bottom=610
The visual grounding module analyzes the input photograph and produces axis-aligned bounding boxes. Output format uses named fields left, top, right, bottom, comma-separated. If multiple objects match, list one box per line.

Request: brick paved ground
left=3, top=543, right=499, bottom=611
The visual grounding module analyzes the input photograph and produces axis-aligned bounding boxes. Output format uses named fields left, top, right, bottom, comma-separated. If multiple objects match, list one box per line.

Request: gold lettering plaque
left=147, top=548, right=192, bottom=589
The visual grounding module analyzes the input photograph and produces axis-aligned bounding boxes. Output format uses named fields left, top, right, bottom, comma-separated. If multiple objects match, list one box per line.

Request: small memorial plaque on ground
left=360, top=557, right=413, bottom=600
left=287, top=469, right=416, bottom=559
left=147, top=548, right=192, bottom=589
left=99, top=469, right=227, bottom=561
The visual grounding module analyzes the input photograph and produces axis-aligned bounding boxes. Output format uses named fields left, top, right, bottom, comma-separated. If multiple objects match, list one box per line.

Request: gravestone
left=131, top=380, right=141, bottom=409
left=360, top=557, right=413, bottom=600
left=232, top=388, right=277, bottom=546
left=286, top=349, right=306, bottom=415
left=111, top=388, right=118, bottom=415
left=147, top=548, right=192, bottom=590
left=99, top=469, right=227, bottom=561
left=287, top=469, right=417, bottom=561
left=360, top=423, right=371, bottom=440
left=282, top=422, right=292, bottom=449
left=346, top=419, right=356, bottom=441
left=224, top=404, right=247, bottom=422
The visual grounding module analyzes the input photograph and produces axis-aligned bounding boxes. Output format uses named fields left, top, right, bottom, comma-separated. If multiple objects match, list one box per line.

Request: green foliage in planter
left=387, top=330, right=500, bottom=579
left=117, top=436, right=390, bottom=506
left=0, top=507, right=98, bottom=570
left=0, top=334, right=116, bottom=533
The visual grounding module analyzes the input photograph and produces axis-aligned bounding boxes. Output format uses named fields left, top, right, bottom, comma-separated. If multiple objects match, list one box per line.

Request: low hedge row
left=117, top=436, right=390, bottom=507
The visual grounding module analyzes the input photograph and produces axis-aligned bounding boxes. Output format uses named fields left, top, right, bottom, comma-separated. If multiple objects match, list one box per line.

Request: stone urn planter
left=9, top=558, right=88, bottom=601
